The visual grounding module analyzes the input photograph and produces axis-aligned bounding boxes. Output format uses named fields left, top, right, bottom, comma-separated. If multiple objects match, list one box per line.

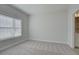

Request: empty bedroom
left=0, top=4, right=79, bottom=55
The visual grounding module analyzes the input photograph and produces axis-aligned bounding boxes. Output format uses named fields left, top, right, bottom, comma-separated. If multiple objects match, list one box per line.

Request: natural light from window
left=0, top=14, right=22, bottom=40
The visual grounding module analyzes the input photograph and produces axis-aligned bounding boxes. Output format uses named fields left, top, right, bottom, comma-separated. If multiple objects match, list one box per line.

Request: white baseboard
left=29, top=38, right=67, bottom=45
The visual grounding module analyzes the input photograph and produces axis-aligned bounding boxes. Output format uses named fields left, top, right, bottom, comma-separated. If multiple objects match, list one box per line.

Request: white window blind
left=0, top=14, right=22, bottom=40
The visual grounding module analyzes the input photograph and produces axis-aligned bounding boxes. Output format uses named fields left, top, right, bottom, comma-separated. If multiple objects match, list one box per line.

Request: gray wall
left=0, top=5, right=29, bottom=49
left=29, top=11, right=68, bottom=44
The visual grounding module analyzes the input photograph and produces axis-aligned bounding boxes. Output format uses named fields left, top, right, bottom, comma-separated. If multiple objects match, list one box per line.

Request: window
left=0, top=14, right=22, bottom=40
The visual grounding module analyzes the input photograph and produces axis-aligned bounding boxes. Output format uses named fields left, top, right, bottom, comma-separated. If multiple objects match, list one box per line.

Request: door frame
left=71, top=9, right=79, bottom=48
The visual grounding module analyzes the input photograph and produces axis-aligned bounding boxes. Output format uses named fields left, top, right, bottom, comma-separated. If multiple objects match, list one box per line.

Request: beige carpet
left=0, top=40, right=76, bottom=55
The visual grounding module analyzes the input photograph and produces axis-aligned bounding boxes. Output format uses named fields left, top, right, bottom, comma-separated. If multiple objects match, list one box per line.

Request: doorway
left=74, top=10, right=79, bottom=48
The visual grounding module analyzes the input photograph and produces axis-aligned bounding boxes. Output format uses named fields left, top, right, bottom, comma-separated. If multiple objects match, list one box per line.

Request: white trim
left=70, top=8, right=79, bottom=48
left=30, top=38, right=67, bottom=45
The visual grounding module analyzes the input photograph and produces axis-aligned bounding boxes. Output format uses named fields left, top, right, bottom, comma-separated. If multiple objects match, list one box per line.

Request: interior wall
left=0, top=5, right=29, bottom=48
left=29, top=11, right=68, bottom=44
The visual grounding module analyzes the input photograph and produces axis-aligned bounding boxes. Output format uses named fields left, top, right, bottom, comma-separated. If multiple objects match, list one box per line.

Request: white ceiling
left=13, top=4, right=69, bottom=15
